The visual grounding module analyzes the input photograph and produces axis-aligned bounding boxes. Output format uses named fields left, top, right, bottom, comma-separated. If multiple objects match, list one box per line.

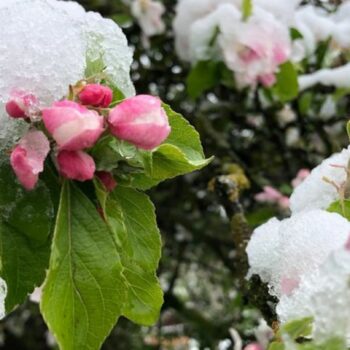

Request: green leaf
left=278, top=317, right=313, bottom=340
left=41, top=182, right=126, bottom=350
left=327, top=199, right=350, bottom=221
left=242, top=0, right=253, bottom=21
left=91, top=136, right=138, bottom=171
left=290, top=27, right=303, bottom=41
left=109, top=84, right=126, bottom=106
left=0, top=159, right=54, bottom=311
left=187, top=60, right=220, bottom=99
left=320, top=338, right=347, bottom=350
left=125, top=105, right=213, bottom=190
left=102, top=186, right=163, bottom=325
left=347, top=121, right=350, bottom=142
left=274, top=61, right=299, bottom=102
left=268, top=342, right=285, bottom=350
left=298, top=92, right=313, bottom=115
left=111, top=14, right=133, bottom=27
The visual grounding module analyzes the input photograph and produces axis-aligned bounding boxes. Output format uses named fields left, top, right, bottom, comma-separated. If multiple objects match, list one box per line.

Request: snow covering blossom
left=246, top=210, right=350, bottom=298
left=173, top=0, right=291, bottom=88
left=5, top=90, right=39, bottom=120
left=293, top=2, right=350, bottom=88
left=0, top=0, right=134, bottom=147
left=10, top=130, right=50, bottom=190
left=277, top=242, right=350, bottom=342
left=247, top=146, right=350, bottom=342
left=290, top=147, right=350, bottom=213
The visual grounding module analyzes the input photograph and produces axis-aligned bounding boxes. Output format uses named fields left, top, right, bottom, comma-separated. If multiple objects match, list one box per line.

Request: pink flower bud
left=108, top=95, right=171, bottom=150
left=292, top=168, right=310, bottom=188
left=255, top=186, right=290, bottom=210
left=42, top=100, right=104, bottom=151
left=96, top=171, right=117, bottom=192
left=255, top=186, right=283, bottom=203
left=5, top=90, right=39, bottom=119
left=78, top=84, right=113, bottom=108
left=10, top=130, right=50, bottom=190
left=57, top=150, right=95, bottom=181
left=244, top=343, right=264, bottom=350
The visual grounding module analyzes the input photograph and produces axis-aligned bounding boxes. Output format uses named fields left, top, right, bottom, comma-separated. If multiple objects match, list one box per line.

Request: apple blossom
left=290, top=147, right=350, bottom=213
left=219, top=7, right=291, bottom=88
left=277, top=243, right=350, bottom=342
left=131, top=0, right=165, bottom=38
left=108, top=95, right=171, bottom=150
left=5, top=90, right=39, bottom=119
left=10, top=130, right=50, bottom=190
left=246, top=210, right=350, bottom=298
left=78, top=84, right=113, bottom=108
left=42, top=100, right=104, bottom=151
left=57, top=150, right=96, bottom=182
left=173, top=0, right=291, bottom=88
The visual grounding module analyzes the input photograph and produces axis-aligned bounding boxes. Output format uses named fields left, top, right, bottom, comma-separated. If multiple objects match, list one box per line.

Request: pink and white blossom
left=246, top=210, right=350, bottom=298
left=78, top=84, right=113, bottom=108
left=57, top=150, right=96, bottom=182
left=10, top=130, right=50, bottom=190
left=219, top=8, right=291, bottom=88
left=108, top=95, right=171, bottom=150
left=42, top=100, right=104, bottom=151
left=131, top=0, right=165, bottom=38
left=290, top=147, right=350, bottom=213
left=173, top=1, right=291, bottom=88
left=5, top=90, right=39, bottom=119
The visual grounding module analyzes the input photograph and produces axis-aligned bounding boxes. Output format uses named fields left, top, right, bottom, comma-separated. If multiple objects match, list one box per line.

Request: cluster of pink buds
left=6, top=83, right=171, bottom=191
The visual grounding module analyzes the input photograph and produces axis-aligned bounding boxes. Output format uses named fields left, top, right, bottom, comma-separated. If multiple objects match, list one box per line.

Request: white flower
left=220, top=7, right=291, bottom=88
left=290, top=147, right=350, bottom=213
left=247, top=210, right=350, bottom=298
left=173, top=0, right=291, bottom=88
left=131, top=0, right=165, bottom=38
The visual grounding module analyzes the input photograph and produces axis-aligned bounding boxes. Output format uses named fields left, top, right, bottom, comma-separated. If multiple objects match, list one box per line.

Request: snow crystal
left=277, top=246, right=350, bottom=343
left=290, top=147, right=350, bottom=213
left=0, top=0, right=134, bottom=149
left=247, top=210, right=350, bottom=298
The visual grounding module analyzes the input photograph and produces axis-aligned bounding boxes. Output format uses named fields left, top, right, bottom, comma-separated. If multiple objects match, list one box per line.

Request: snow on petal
left=290, top=147, right=350, bottom=213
